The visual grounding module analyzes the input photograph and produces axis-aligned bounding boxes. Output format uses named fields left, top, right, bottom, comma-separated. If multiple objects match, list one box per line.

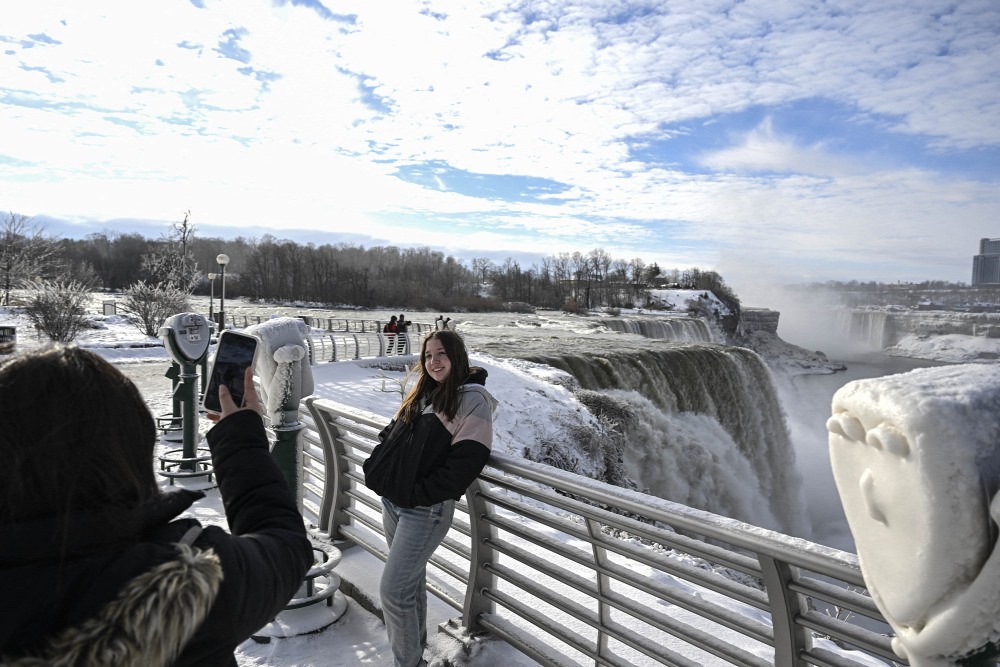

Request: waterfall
left=527, top=344, right=807, bottom=536
left=835, top=310, right=893, bottom=349
left=600, top=317, right=716, bottom=342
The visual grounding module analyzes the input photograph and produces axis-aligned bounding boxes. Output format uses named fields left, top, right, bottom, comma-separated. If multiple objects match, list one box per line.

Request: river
left=774, top=352, right=946, bottom=551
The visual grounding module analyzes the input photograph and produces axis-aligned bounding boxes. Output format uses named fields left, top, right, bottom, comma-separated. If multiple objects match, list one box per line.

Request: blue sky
left=1, top=0, right=999, bottom=288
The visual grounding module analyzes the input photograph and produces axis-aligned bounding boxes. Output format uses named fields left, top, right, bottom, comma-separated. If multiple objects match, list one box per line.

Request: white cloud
left=1, top=0, right=998, bottom=283
left=697, top=117, right=868, bottom=177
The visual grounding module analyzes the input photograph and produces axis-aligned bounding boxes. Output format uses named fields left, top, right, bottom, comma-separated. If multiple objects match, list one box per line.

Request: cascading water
left=835, top=310, right=894, bottom=350
left=526, top=344, right=807, bottom=536
left=600, top=317, right=716, bottom=343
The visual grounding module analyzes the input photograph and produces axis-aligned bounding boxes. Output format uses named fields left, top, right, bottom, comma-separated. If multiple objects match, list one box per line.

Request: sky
left=2, top=0, right=999, bottom=286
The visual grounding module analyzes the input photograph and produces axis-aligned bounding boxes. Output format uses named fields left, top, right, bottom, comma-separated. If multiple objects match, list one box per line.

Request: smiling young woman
left=362, top=330, right=497, bottom=667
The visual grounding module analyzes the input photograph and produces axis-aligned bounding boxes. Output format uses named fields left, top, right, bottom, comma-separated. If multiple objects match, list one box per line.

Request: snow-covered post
left=246, top=317, right=315, bottom=495
left=828, top=364, right=1000, bottom=667
left=245, top=317, right=347, bottom=640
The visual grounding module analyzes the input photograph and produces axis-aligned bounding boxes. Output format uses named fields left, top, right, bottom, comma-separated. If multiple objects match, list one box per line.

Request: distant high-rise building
left=972, top=238, right=1000, bottom=285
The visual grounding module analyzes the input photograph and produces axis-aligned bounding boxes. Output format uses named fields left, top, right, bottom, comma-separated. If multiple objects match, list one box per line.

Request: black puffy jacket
left=364, top=370, right=497, bottom=508
left=0, top=410, right=313, bottom=667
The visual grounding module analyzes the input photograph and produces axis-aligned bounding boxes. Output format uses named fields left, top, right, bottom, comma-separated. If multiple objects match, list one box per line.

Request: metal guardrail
left=0, top=325, right=15, bottom=354
left=306, top=332, right=413, bottom=363
left=212, top=316, right=439, bottom=363
left=219, top=313, right=435, bottom=335
left=301, top=398, right=903, bottom=667
left=299, top=317, right=436, bottom=335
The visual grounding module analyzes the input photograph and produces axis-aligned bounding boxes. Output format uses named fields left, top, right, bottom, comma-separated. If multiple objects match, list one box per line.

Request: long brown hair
left=0, top=345, right=159, bottom=524
left=397, top=330, right=470, bottom=423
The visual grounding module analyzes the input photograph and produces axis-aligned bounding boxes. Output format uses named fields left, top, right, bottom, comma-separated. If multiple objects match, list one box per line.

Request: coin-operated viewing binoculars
left=245, top=317, right=314, bottom=492
left=159, top=312, right=211, bottom=474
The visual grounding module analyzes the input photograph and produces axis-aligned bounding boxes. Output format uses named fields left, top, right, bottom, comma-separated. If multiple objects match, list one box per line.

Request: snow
left=886, top=333, right=1000, bottom=364
left=828, top=364, right=1000, bottom=666
left=646, top=288, right=731, bottom=316
left=3, top=301, right=999, bottom=666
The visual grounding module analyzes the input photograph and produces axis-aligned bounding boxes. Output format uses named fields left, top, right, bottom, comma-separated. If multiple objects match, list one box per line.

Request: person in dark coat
left=0, top=345, right=313, bottom=667
left=363, top=330, right=496, bottom=667
left=396, top=314, right=410, bottom=353
left=383, top=316, right=399, bottom=355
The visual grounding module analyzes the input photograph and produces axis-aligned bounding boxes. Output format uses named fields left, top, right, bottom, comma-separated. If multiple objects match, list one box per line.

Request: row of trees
left=233, top=239, right=741, bottom=316
left=2, top=211, right=742, bottom=340
left=791, top=279, right=1000, bottom=309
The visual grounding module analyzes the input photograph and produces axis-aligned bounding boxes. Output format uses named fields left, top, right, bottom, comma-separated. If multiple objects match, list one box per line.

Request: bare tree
left=471, top=257, right=494, bottom=286
left=588, top=247, right=612, bottom=305
left=570, top=251, right=592, bottom=307
left=610, top=258, right=630, bottom=307
left=0, top=212, right=59, bottom=306
left=628, top=257, right=647, bottom=305
left=140, top=211, right=200, bottom=292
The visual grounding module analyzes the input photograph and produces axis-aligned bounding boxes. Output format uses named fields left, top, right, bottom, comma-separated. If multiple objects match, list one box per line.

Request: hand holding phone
left=206, top=366, right=263, bottom=422
left=203, top=331, right=260, bottom=415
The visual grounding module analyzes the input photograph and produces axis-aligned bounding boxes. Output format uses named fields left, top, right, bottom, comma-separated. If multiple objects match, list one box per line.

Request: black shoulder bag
left=362, top=419, right=412, bottom=499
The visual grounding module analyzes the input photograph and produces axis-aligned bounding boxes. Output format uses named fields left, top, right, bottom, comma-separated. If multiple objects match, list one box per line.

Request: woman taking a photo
left=0, top=346, right=312, bottom=666
left=363, top=330, right=497, bottom=667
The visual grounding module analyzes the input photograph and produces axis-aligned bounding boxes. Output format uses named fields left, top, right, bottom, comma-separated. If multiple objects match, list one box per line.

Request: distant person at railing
left=434, top=315, right=451, bottom=331
left=396, top=314, right=410, bottom=353
left=384, top=315, right=398, bottom=336
left=363, top=330, right=497, bottom=667
left=0, top=346, right=312, bottom=667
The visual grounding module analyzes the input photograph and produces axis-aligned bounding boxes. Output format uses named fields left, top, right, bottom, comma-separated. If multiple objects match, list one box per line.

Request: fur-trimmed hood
left=1, top=411, right=312, bottom=667
left=2, top=528, right=222, bottom=667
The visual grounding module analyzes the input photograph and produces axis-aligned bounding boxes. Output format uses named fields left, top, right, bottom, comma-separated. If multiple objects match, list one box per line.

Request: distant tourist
left=0, top=346, right=312, bottom=666
left=396, top=313, right=410, bottom=353
left=362, top=331, right=496, bottom=667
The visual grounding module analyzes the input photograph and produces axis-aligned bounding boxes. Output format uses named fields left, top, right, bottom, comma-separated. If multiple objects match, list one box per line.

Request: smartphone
left=202, top=331, right=260, bottom=414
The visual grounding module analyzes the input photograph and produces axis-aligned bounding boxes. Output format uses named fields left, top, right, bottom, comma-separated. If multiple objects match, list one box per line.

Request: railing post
left=306, top=398, right=352, bottom=536
left=586, top=518, right=611, bottom=667
left=758, top=554, right=810, bottom=667
left=463, top=479, right=498, bottom=632
left=304, top=333, right=316, bottom=366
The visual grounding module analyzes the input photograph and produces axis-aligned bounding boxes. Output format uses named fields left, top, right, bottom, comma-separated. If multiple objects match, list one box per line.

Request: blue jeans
left=380, top=497, right=455, bottom=667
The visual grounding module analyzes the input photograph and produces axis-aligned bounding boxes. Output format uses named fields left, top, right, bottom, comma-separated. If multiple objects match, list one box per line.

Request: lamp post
left=207, top=272, right=217, bottom=323
left=216, top=254, right=229, bottom=330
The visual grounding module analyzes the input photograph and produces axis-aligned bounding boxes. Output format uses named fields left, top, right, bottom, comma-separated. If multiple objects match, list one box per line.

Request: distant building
left=972, top=238, right=1000, bottom=286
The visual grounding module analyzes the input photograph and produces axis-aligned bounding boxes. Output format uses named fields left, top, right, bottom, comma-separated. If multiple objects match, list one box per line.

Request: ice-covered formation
left=528, top=345, right=807, bottom=535
left=600, top=317, right=716, bottom=343
left=827, top=364, right=1000, bottom=666
left=246, top=317, right=315, bottom=427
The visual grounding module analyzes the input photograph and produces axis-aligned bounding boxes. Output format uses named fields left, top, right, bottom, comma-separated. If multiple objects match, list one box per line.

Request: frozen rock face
left=827, top=364, right=1000, bottom=666
left=246, top=317, right=315, bottom=427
